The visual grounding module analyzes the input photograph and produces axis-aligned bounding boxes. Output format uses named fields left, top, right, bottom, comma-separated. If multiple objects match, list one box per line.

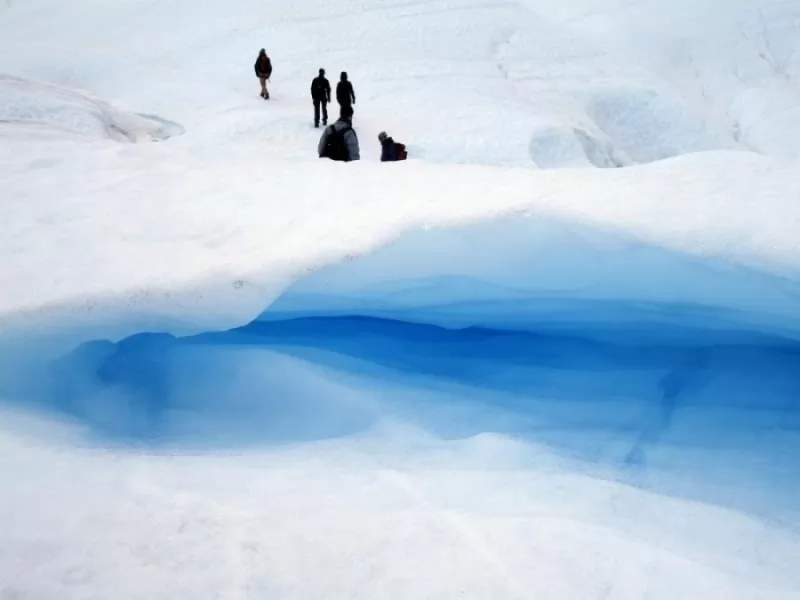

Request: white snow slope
left=1, top=0, right=800, bottom=599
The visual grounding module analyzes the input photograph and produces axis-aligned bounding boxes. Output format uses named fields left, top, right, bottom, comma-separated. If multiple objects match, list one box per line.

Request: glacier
left=3, top=216, right=799, bottom=524
left=1, top=0, right=800, bottom=598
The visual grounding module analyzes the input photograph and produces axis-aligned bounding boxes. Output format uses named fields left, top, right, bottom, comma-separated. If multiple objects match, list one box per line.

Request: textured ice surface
left=2, top=0, right=800, bottom=598
left=0, top=75, right=183, bottom=142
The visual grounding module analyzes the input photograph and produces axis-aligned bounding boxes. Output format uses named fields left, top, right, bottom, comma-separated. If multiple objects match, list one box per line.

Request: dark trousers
left=313, top=100, right=328, bottom=126
left=337, top=100, right=353, bottom=115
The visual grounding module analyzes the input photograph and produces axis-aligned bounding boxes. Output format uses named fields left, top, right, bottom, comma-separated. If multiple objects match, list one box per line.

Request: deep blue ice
left=1, top=217, right=799, bottom=524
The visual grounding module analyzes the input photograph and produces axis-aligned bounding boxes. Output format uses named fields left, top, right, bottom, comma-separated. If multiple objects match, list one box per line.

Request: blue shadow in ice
left=1, top=217, right=799, bottom=521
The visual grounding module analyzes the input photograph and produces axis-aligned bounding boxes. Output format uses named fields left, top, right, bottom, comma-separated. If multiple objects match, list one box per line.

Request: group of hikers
left=254, top=49, right=407, bottom=163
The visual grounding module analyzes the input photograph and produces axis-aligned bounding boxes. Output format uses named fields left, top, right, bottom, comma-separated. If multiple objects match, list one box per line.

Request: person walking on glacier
left=311, top=68, right=331, bottom=128
left=336, top=71, right=356, bottom=111
left=254, top=48, right=272, bottom=99
left=318, top=105, right=360, bottom=162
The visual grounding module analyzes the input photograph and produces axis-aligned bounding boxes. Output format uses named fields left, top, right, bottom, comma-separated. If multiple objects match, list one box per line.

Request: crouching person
left=378, top=131, right=407, bottom=162
left=318, top=105, right=360, bottom=162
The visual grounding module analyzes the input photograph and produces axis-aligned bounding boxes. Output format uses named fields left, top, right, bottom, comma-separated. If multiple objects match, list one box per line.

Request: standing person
left=318, top=105, right=360, bottom=162
left=336, top=71, right=356, bottom=111
left=254, top=49, right=272, bottom=99
left=310, top=68, right=331, bottom=128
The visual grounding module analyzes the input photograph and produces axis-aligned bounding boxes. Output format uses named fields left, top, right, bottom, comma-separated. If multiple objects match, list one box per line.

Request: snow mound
left=0, top=75, right=184, bottom=142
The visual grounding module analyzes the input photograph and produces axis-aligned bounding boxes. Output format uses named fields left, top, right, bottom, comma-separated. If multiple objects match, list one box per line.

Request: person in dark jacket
left=378, top=131, right=407, bottom=161
left=378, top=131, right=398, bottom=161
left=318, top=105, right=360, bottom=162
left=254, top=49, right=272, bottom=99
left=336, top=71, right=356, bottom=110
left=310, top=68, right=331, bottom=128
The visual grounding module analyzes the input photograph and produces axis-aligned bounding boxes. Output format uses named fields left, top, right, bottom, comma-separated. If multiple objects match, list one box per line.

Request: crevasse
left=2, top=217, right=799, bottom=522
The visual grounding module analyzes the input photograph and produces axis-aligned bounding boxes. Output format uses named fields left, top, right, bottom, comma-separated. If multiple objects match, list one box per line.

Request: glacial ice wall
left=1, top=216, right=798, bottom=522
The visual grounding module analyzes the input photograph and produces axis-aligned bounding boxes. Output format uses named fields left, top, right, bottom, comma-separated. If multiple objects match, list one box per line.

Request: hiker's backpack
left=312, top=77, right=326, bottom=99
left=322, top=124, right=351, bottom=161
left=395, top=142, right=408, bottom=160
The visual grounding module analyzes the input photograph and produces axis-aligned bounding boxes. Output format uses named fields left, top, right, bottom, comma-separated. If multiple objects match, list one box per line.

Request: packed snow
left=1, top=0, right=799, bottom=599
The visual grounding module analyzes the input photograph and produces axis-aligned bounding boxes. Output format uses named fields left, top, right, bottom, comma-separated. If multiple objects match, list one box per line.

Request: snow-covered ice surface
left=0, top=75, right=185, bottom=142
left=1, top=0, right=800, bottom=598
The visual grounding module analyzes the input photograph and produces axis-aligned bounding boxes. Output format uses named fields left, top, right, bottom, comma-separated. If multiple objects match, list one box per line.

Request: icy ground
left=1, top=0, right=800, bottom=598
